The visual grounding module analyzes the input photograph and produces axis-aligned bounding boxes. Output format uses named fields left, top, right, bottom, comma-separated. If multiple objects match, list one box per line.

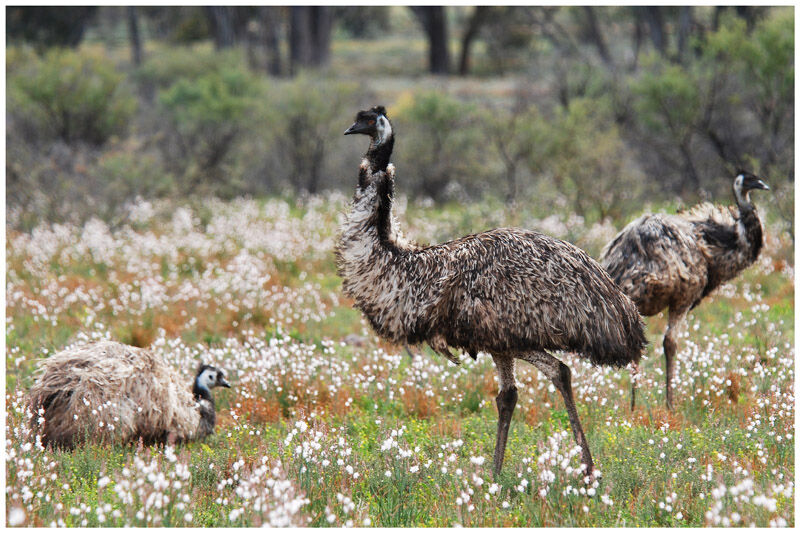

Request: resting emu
left=336, top=106, right=646, bottom=476
left=28, top=340, right=230, bottom=447
left=600, top=171, right=769, bottom=410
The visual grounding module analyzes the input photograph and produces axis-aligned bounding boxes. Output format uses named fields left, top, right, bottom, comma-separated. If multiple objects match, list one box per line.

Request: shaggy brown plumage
left=600, top=171, right=768, bottom=410
left=27, top=341, right=230, bottom=447
left=337, top=107, right=647, bottom=476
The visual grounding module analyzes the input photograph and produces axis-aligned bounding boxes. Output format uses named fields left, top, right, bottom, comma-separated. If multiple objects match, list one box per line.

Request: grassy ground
left=5, top=195, right=794, bottom=526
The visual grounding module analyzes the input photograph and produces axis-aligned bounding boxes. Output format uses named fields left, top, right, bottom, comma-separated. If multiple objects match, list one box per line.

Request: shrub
left=158, top=68, right=263, bottom=192
left=263, top=76, right=359, bottom=194
left=8, top=48, right=136, bottom=145
left=135, top=45, right=245, bottom=90
left=392, top=91, right=487, bottom=200
left=91, top=145, right=176, bottom=215
left=478, top=103, right=550, bottom=202
left=542, top=98, right=645, bottom=221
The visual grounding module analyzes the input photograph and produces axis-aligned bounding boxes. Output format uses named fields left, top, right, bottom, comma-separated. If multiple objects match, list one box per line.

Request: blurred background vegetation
left=6, top=6, right=794, bottom=231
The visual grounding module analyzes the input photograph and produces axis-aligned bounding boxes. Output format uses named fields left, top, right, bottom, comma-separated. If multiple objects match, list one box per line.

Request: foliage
left=702, top=11, right=794, bottom=176
left=157, top=68, right=263, bottom=192
left=4, top=7, right=793, bottom=218
left=262, top=76, right=360, bottom=194
left=333, top=6, right=391, bottom=39
left=478, top=103, right=550, bottom=202
left=628, top=11, right=794, bottom=195
left=546, top=98, right=645, bottom=220
left=6, top=6, right=98, bottom=49
left=393, top=91, right=487, bottom=200
left=134, top=45, right=246, bottom=90
left=8, top=48, right=136, bottom=145
left=91, top=144, right=176, bottom=214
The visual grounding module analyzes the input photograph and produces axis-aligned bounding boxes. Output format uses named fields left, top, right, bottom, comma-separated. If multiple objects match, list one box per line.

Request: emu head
left=733, top=170, right=769, bottom=206
left=344, top=106, right=392, bottom=146
left=194, top=364, right=231, bottom=394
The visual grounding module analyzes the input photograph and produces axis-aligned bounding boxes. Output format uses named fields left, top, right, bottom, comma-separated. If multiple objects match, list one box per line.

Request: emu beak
left=219, top=378, right=231, bottom=388
left=344, top=122, right=366, bottom=135
left=755, top=179, right=770, bottom=190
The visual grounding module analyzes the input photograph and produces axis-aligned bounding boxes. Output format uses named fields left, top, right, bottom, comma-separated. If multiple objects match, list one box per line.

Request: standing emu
left=600, top=171, right=769, bottom=410
left=27, top=340, right=231, bottom=447
left=336, top=106, right=646, bottom=476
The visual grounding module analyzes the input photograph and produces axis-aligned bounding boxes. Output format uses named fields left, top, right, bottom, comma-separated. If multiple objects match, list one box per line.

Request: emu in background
left=600, top=171, right=769, bottom=410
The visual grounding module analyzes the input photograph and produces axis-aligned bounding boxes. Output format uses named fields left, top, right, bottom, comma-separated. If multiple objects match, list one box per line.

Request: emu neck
left=739, top=204, right=763, bottom=262
left=733, top=186, right=763, bottom=262
left=734, top=184, right=752, bottom=213
left=366, top=135, right=394, bottom=174
left=192, top=382, right=213, bottom=403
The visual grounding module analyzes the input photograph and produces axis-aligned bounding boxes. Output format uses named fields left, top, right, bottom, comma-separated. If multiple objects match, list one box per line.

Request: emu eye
left=368, top=120, right=375, bottom=125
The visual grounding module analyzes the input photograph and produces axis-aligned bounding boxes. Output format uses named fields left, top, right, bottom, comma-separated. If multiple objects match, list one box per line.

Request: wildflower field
left=5, top=195, right=794, bottom=527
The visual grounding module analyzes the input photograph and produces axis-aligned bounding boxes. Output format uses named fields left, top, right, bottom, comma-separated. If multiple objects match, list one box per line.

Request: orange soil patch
left=431, top=417, right=462, bottom=438
left=632, top=406, right=685, bottom=431
left=401, top=386, right=440, bottom=419
left=239, top=396, right=282, bottom=425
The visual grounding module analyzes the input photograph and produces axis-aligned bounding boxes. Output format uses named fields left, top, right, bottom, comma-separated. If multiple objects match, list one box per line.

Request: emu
left=600, top=171, right=769, bottom=410
left=336, top=106, right=646, bottom=476
left=27, top=340, right=230, bottom=447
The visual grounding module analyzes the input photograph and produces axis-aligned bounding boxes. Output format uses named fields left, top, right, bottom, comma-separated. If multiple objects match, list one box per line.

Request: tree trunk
left=290, top=6, right=331, bottom=73
left=642, top=6, right=667, bottom=56
left=205, top=6, right=236, bottom=49
left=677, top=6, right=692, bottom=63
left=458, top=6, right=488, bottom=76
left=126, top=6, right=142, bottom=66
left=632, top=9, right=644, bottom=70
left=310, top=6, right=332, bottom=67
left=582, top=7, right=611, bottom=65
left=411, top=6, right=450, bottom=75
left=261, top=7, right=283, bottom=76
left=290, top=6, right=312, bottom=74
left=735, top=6, right=757, bottom=32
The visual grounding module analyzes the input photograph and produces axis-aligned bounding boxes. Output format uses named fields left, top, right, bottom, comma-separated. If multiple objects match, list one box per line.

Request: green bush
left=544, top=98, right=645, bottom=221
left=8, top=48, right=136, bottom=145
left=478, top=103, right=550, bottom=202
left=135, top=45, right=245, bottom=90
left=392, top=91, right=487, bottom=200
left=264, top=76, right=359, bottom=193
left=158, top=68, right=263, bottom=191
left=91, top=145, right=176, bottom=212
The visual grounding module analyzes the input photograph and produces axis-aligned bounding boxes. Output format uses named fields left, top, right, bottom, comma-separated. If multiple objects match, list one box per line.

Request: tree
left=289, top=6, right=332, bottom=73
left=261, top=7, right=283, bottom=76
left=204, top=6, right=236, bottom=49
left=458, top=6, right=489, bottom=75
left=7, top=6, right=98, bottom=48
left=676, top=6, right=693, bottom=63
left=581, top=7, right=612, bottom=66
left=641, top=6, right=668, bottom=56
left=411, top=7, right=451, bottom=74
left=244, top=7, right=284, bottom=76
left=127, top=7, right=143, bottom=66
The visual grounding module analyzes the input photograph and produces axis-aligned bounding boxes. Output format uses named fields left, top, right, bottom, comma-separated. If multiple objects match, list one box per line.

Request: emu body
left=28, top=341, right=230, bottom=447
left=338, top=107, right=646, bottom=476
left=600, top=172, right=768, bottom=409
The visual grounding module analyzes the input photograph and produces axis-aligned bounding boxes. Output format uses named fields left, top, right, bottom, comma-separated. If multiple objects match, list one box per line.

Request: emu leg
left=664, top=309, right=687, bottom=411
left=630, top=360, right=640, bottom=411
left=491, top=355, right=517, bottom=477
left=524, top=351, right=594, bottom=475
